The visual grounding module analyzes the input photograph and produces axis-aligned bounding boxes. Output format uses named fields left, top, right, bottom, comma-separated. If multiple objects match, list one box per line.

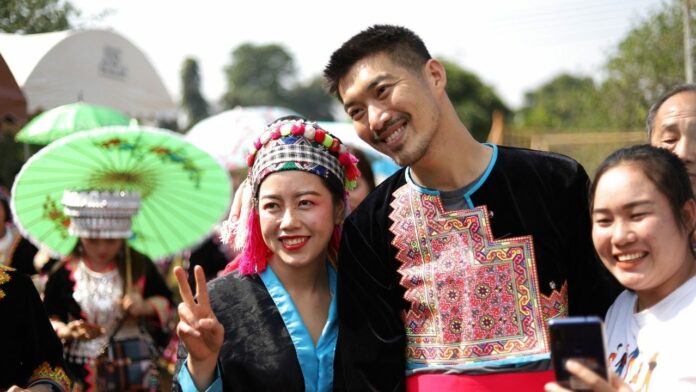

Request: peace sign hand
left=174, top=265, right=224, bottom=389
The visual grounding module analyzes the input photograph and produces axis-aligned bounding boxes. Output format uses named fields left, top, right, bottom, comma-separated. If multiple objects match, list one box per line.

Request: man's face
left=338, top=53, right=440, bottom=167
left=650, top=91, right=696, bottom=193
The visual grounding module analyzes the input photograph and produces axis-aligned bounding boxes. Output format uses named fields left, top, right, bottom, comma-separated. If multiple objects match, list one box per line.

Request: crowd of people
left=1, top=24, right=695, bottom=392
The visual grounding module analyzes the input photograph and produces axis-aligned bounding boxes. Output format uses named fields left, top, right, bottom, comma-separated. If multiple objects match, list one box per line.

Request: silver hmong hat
left=61, top=190, right=141, bottom=239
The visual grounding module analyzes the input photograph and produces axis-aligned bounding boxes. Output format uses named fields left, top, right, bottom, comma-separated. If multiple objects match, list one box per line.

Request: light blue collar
left=405, top=143, right=498, bottom=208
left=260, top=264, right=337, bottom=392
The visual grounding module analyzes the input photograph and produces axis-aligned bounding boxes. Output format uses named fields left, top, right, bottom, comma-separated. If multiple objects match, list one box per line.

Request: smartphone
left=548, top=316, right=609, bottom=391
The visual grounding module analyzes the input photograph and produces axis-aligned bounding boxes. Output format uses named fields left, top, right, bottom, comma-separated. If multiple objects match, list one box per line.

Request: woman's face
left=591, top=164, right=695, bottom=304
left=80, top=238, right=124, bottom=265
left=258, top=171, right=344, bottom=271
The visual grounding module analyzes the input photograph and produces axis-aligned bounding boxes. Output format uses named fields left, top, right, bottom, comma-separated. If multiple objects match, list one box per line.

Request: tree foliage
left=599, top=0, right=688, bottom=129
left=221, top=43, right=336, bottom=120
left=517, top=1, right=692, bottom=131
left=442, top=59, right=510, bottom=141
left=181, top=57, right=209, bottom=130
left=222, top=43, right=296, bottom=109
left=286, top=76, right=335, bottom=121
left=517, top=74, right=602, bottom=129
left=0, top=0, right=79, bottom=34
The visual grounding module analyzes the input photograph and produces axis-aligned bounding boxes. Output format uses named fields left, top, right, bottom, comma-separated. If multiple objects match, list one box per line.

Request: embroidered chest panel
left=389, top=184, right=551, bottom=366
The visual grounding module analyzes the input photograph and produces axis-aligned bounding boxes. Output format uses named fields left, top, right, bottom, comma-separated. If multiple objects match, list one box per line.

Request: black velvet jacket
left=174, top=273, right=306, bottom=391
left=334, top=146, right=622, bottom=391
left=0, top=266, right=71, bottom=390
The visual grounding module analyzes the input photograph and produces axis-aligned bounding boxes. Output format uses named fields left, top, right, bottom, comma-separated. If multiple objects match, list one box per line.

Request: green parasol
left=15, top=102, right=131, bottom=145
left=11, top=126, right=232, bottom=260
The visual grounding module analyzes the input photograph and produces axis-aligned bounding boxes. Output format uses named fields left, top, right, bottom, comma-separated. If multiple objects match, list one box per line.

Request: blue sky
left=70, top=0, right=667, bottom=111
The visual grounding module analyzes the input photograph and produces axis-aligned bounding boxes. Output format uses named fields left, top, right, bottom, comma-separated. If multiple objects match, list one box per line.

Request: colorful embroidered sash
left=389, top=185, right=550, bottom=369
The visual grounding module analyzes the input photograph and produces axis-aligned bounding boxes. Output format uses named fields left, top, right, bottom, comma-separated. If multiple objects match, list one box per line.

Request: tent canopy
left=0, top=29, right=176, bottom=120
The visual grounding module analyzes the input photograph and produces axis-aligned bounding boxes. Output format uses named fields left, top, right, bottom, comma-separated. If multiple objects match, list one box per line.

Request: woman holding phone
left=546, top=144, right=696, bottom=391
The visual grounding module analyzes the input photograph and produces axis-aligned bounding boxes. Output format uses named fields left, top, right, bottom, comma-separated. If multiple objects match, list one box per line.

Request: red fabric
left=406, top=370, right=555, bottom=392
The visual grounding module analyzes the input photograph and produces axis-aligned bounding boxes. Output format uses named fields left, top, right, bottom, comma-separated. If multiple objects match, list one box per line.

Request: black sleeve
left=334, top=214, right=408, bottom=392
left=43, top=265, right=79, bottom=323
left=0, top=269, right=71, bottom=390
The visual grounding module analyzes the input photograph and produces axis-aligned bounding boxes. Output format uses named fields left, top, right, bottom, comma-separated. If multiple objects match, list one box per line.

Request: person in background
left=347, top=147, right=376, bottom=210
left=323, top=24, right=622, bottom=390
left=173, top=116, right=360, bottom=391
left=647, top=83, right=696, bottom=195
left=43, top=190, right=173, bottom=391
left=545, top=145, right=696, bottom=391
left=1, top=192, right=39, bottom=276
left=0, top=264, right=72, bottom=391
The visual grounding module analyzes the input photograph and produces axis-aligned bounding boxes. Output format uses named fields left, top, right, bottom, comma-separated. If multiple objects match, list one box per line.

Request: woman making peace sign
left=173, top=116, right=360, bottom=391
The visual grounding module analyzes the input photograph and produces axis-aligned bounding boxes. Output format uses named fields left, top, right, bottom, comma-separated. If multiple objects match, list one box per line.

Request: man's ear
left=424, top=58, right=447, bottom=92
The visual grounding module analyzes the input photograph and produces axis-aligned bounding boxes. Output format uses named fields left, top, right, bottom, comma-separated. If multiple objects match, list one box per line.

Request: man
left=647, top=83, right=696, bottom=195
left=324, top=25, right=621, bottom=391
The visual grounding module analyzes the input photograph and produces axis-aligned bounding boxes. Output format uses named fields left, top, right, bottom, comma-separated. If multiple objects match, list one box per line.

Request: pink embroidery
left=540, top=281, right=568, bottom=321
left=389, top=185, right=549, bottom=366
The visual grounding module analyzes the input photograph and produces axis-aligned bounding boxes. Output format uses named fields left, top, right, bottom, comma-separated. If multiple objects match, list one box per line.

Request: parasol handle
left=125, top=242, right=133, bottom=293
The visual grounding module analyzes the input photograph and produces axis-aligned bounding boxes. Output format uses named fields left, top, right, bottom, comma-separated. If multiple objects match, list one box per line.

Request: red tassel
left=222, top=254, right=242, bottom=275
left=345, top=164, right=361, bottom=181
left=238, top=210, right=272, bottom=275
left=330, top=224, right=341, bottom=258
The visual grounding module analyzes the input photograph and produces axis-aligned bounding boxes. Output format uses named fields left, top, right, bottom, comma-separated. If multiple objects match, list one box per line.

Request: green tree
left=517, top=74, right=603, bottom=130
left=0, top=0, right=79, bottom=34
left=222, top=43, right=296, bottom=109
left=599, top=0, right=688, bottom=129
left=181, top=57, right=209, bottom=130
left=517, top=1, right=692, bottom=131
left=286, top=76, right=335, bottom=120
left=442, top=59, right=510, bottom=141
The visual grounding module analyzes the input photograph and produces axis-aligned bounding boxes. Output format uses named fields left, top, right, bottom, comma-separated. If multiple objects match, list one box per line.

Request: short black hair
left=590, top=144, right=694, bottom=233
left=646, top=83, right=696, bottom=137
left=323, top=24, right=431, bottom=100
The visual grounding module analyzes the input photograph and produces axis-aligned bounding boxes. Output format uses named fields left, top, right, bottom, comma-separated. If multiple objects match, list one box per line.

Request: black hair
left=0, top=194, right=10, bottom=224
left=324, top=24, right=432, bottom=100
left=590, top=144, right=694, bottom=233
left=348, top=147, right=375, bottom=192
left=646, top=83, right=696, bottom=137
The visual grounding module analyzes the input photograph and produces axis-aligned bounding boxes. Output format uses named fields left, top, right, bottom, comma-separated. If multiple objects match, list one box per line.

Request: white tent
left=0, top=29, right=176, bottom=121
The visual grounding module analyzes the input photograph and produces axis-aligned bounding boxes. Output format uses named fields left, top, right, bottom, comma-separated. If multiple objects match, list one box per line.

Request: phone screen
left=548, top=316, right=609, bottom=391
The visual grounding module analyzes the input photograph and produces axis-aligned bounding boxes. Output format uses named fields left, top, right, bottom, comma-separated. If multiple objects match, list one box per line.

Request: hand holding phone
left=548, top=316, right=609, bottom=391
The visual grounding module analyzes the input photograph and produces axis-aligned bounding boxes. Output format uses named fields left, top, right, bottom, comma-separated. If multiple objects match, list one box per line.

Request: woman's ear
left=334, top=199, right=346, bottom=224
left=682, top=198, right=696, bottom=232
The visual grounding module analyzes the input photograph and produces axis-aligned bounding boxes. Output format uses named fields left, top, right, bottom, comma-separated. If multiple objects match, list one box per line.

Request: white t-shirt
left=605, top=275, right=696, bottom=391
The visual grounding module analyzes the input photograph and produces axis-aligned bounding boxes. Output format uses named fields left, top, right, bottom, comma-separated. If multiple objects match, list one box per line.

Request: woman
left=347, top=147, right=375, bottom=210
left=173, top=116, right=360, bottom=391
left=43, top=190, right=173, bottom=391
left=545, top=144, right=696, bottom=391
left=1, top=193, right=39, bottom=275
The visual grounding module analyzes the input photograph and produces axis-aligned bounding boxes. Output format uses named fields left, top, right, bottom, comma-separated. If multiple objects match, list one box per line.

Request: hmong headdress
left=223, top=116, right=361, bottom=275
left=62, top=190, right=141, bottom=239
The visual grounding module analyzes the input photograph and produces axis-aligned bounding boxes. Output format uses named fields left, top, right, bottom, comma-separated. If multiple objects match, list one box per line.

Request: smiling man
left=647, top=84, right=696, bottom=195
left=324, top=25, right=621, bottom=391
